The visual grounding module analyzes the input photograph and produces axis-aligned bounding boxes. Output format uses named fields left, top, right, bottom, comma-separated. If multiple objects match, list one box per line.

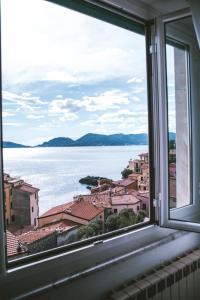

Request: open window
left=0, top=0, right=155, bottom=267
left=156, top=9, right=200, bottom=231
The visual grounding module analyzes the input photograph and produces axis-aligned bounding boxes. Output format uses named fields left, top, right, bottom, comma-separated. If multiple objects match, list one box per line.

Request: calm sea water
left=3, top=145, right=148, bottom=215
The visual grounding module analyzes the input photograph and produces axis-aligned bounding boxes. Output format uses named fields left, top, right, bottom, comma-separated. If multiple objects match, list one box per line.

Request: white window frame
left=156, top=8, right=200, bottom=232
left=0, top=0, right=155, bottom=275
left=0, top=1, right=200, bottom=298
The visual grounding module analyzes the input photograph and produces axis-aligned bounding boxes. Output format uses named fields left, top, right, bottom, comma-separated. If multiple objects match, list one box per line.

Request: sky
left=2, top=0, right=150, bottom=146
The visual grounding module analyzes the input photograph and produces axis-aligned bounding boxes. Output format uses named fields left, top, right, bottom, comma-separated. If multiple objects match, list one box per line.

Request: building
left=112, top=178, right=138, bottom=193
left=6, top=230, right=27, bottom=261
left=38, top=198, right=104, bottom=228
left=4, top=174, right=39, bottom=227
left=4, top=182, right=12, bottom=225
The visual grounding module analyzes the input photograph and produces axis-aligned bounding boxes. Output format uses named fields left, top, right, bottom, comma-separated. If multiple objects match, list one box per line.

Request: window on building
left=2, top=0, right=151, bottom=264
left=142, top=203, right=146, bottom=210
left=11, top=215, right=15, bottom=222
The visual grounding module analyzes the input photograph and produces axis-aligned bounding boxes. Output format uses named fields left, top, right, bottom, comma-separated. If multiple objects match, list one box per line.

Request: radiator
left=109, top=248, right=200, bottom=300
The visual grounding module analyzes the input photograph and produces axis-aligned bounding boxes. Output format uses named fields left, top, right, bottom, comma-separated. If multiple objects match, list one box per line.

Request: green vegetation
left=79, top=176, right=111, bottom=186
left=77, top=209, right=145, bottom=240
left=121, top=168, right=133, bottom=179
left=77, top=219, right=103, bottom=240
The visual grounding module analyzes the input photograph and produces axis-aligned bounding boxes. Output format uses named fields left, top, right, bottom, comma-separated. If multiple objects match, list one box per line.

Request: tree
left=105, top=214, right=120, bottom=231
left=135, top=210, right=145, bottom=223
left=77, top=226, right=95, bottom=240
left=121, top=168, right=133, bottom=179
left=77, top=219, right=103, bottom=240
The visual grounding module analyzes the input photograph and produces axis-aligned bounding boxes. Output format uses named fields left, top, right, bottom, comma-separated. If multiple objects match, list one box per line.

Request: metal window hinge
left=149, top=44, right=157, bottom=54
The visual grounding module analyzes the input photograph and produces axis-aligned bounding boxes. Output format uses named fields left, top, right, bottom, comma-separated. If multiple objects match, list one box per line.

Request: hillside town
left=4, top=151, right=176, bottom=260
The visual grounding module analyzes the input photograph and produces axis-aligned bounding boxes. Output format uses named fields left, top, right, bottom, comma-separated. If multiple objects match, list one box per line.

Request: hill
left=3, top=132, right=176, bottom=148
left=38, top=137, right=74, bottom=147
left=3, top=141, right=30, bottom=148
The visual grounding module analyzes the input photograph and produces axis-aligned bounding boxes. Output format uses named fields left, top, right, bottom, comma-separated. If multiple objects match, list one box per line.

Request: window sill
left=1, top=224, right=200, bottom=299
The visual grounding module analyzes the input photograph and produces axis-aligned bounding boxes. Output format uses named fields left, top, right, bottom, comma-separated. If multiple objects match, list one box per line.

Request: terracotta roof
left=40, top=199, right=104, bottom=221
left=18, top=183, right=40, bottom=194
left=18, top=230, right=54, bottom=244
left=7, top=225, right=34, bottom=236
left=77, top=194, right=112, bottom=208
left=6, top=230, right=26, bottom=257
left=70, top=199, right=104, bottom=220
left=41, top=220, right=78, bottom=232
left=113, top=178, right=136, bottom=187
left=41, top=202, right=72, bottom=217
left=111, top=194, right=141, bottom=205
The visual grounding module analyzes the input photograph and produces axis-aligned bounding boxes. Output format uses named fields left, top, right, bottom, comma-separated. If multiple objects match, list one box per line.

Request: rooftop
left=113, top=178, right=136, bottom=187
left=111, top=193, right=141, bottom=205
left=17, top=183, right=40, bottom=194
left=40, top=199, right=104, bottom=221
left=18, top=229, right=54, bottom=244
left=6, top=230, right=26, bottom=257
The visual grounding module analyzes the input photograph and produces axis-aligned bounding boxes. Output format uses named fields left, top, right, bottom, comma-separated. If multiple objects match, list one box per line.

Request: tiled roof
left=41, top=202, right=72, bottom=217
left=7, top=225, right=34, bottom=236
left=70, top=200, right=104, bottom=220
left=18, top=230, right=54, bottom=244
left=18, top=183, right=40, bottom=194
left=113, top=178, right=136, bottom=187
left=6, top=230, right=26, bottom=257
left=111, top=194, right=141, bottom=205
left=41, top=220, right=78, bottom=232
left=40, top=199, right=104, bottom=221
left=77, top=194, right=112, bottom=208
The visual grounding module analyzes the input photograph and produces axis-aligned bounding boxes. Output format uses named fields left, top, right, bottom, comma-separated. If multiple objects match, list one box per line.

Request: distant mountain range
left=3, top=141, right=30, bottom=148
left=3, top=132, right=176, bottom=148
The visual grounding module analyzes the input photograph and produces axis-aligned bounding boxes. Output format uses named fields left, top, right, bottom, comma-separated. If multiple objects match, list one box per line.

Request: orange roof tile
left=40, top=199, right=104, bottom=221
left=113, top=178, right=136, bottom=187
left=111, top=194, right=141, bottom=205
left=41, top=220, right=79, bottom=232
left=18, top=230, right=54, bottom=244
left=6, top=230, right=26, bottom=257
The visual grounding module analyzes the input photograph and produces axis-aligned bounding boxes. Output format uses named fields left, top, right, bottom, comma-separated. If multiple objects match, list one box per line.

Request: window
left=1, top=0, right=151, bottom=265
left=157, top=10, right=200, bottom=231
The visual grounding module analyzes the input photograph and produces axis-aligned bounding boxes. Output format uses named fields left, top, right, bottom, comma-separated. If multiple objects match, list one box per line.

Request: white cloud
left=4, top=122, right=23, bottom=127
left=49, top=98, right=79, bottom=122
left=3, top=90, right=47, bottom=114
left=2, top=0, right=146, bottom=85
left=127, top=77, right=144, bottom=84
left=80, top=90, right=130, bottom=112
left=26, top=115, right=44, bottom=119
left=2, top=111, right=15, bottom=117
left=81, top=109, right=148, bottom=133
left=49, top=89, right=130, bottom=121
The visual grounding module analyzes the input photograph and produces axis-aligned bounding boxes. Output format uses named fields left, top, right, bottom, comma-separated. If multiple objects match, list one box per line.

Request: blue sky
left=2, top=0, right=150, bottom=146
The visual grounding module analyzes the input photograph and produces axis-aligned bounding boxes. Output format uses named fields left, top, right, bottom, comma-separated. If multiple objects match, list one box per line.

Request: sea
left=3, top=145, right=148, bottom=215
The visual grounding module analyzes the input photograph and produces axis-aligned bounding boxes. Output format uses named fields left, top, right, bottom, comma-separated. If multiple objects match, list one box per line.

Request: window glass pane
left=165, top=16, right=200, bottom=222
left=166, top=42, right=190, bottom=210
left=2, top=0, right=150, bottom=262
